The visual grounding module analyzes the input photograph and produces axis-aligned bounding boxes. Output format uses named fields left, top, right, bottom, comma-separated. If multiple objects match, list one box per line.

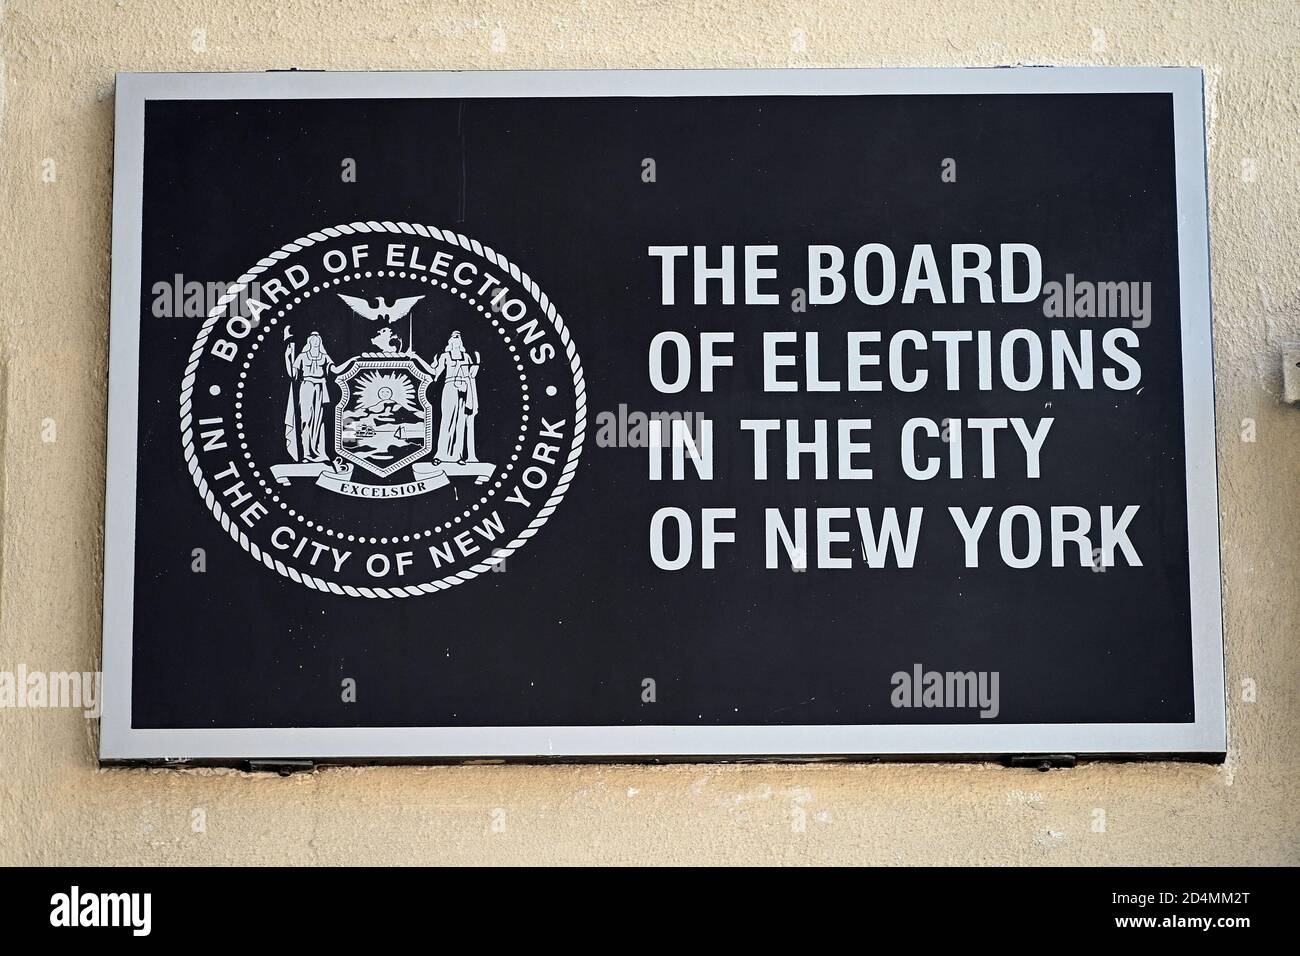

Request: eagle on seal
left=337, top=294, right=425, bottom=324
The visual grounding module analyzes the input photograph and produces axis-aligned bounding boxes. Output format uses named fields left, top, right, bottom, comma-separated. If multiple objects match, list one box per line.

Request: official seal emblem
left=179, top=222, right=586, bottom=598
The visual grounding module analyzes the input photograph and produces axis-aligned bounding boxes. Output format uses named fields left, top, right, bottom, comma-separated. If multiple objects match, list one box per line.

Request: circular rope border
left=179, top=221, right=587, bottom=599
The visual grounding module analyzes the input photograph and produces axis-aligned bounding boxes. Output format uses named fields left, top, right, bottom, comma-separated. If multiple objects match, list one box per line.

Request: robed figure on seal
left=430, top=331, right=481, bottom=464
left=283, top=329, right=337, bottom=462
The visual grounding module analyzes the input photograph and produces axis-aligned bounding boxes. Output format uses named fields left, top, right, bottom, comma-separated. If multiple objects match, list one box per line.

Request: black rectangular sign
left=101, top=68, right=1223, bottom=761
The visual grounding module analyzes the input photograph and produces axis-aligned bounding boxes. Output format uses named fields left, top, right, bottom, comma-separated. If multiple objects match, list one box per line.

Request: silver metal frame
left=100, top=67, right=1224, bottom=762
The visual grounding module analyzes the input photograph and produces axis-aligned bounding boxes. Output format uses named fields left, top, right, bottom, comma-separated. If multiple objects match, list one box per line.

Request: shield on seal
left=333, top=355, right=435, bottom=478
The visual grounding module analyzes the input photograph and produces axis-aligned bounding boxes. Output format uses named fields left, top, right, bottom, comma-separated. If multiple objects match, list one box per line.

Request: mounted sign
left=101, top=68, right=1224, bottom=763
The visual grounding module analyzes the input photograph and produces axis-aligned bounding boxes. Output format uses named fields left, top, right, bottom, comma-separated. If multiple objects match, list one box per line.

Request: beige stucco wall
left=1, top=0, right=1296, bottom=866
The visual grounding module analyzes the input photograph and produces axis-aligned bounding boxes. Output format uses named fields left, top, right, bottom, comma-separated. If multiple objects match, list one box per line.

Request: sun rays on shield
left=354, top=371, right=416, bottom=412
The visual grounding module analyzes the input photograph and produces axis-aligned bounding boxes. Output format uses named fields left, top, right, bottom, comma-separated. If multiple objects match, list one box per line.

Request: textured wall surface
left=0, top=0, right=1296, bottom=866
